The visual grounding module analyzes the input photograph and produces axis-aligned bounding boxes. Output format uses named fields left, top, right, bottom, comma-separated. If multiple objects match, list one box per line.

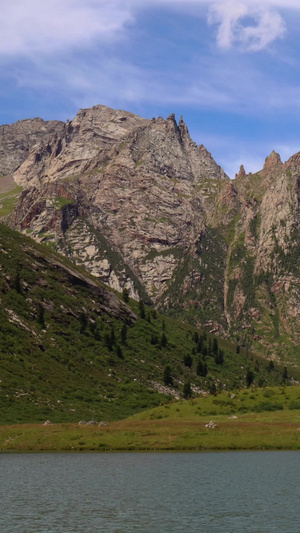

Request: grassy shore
left=1, top=411, right=300, bottom=452
left=1, top=387, right=300, bottom=452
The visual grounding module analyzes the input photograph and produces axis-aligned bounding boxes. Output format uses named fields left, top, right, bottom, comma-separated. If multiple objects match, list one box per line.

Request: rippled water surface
left=1, top=451, right=300, bottom=532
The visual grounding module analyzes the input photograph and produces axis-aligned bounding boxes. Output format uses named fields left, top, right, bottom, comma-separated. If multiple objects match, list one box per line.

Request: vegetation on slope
left=0, top=224, right=297, bottom=426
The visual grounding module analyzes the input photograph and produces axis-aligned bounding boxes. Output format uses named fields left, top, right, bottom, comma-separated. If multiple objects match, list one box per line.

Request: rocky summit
left=1, top=104, right=299, bottom=362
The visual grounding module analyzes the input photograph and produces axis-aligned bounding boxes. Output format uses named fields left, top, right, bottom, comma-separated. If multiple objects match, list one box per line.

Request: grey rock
left=4, top=103, right=300, bottom=359
left=0, top=118, right=64, bottom=176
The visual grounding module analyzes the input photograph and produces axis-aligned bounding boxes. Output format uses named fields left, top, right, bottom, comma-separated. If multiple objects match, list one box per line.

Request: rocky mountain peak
left=3, top=103, right=300, bottom=361
left=263, top=150, right=282, bottom=171
left=235, top=164, right=246, bottom=179
left=9, top=104, right=230, bottom=308
left=285, top=151, right=300, bottom=167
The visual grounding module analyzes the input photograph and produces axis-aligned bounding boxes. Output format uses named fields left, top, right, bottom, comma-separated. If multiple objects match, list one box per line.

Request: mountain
left=1, top=104, right=299, bottom=362
left=1, top=223, right=289, bottom=425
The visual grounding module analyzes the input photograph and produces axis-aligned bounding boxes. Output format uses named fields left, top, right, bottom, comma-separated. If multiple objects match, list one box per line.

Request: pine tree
left=13, top=270, right=22, bottom=294
left=160, top=333, right=168, bottom=348
left=163, top=365, right=173, bottom=386
left=79, top=312, right=87, bottom=334
left=246, top=370, right=254, bottom=387
left=215, top=349, right=224, bottom=365
left=150, top=334, right=158, bottom=345
left=183, top=354, right=193, bottom=368
left=37, top=303, right=45, bottom=328
left=121, top=323, right=127, bottom=345
left=110, top=326, right=116, bottom=346
left=196, top=358, right=208, bottom=377
left=138, top=299, right=145, bottom=319
left=212, top=338, right=218, bottom=354
left=116, top=345, right=123, bottom=359
left=183, top=380, right=192, bottom=399
left=197, top=337, right=204, bottom=353
left=104, top=333, right=113, bottom=351
left=122, top=288, right=129, bottom=303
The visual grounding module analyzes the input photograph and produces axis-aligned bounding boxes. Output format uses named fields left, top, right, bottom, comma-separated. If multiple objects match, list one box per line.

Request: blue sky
left=1, top=0, right=300, bottom=177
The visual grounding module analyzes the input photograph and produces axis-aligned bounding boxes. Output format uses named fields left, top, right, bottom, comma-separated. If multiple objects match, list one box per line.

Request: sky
left=1, top=0, right=300, bottom=177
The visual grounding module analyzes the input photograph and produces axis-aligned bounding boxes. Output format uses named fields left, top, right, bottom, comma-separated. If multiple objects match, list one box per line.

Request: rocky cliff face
left=10, top=105, right=227, bottom=305
left=4, top=104, right=300, bottom=362
left=225, top=153, right=300, bottom=361
left=0, top=117, right=65, bottom=176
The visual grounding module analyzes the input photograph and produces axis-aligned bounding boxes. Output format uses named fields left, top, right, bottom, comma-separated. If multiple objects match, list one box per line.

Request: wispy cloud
left=0, top=0, right=134, bottom=57
left=5, top=38, right=300, bottom=119
left=208, top=1, right=286, bottom=51
left=0, top=0, right=299, bottom=181
left=0, top=3, right=299, bottom=119
left=0, top=0, right=294, bottom=59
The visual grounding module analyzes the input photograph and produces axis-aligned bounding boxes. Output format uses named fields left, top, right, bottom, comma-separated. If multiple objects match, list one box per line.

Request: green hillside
left=0, top=223, right=296, bottom=425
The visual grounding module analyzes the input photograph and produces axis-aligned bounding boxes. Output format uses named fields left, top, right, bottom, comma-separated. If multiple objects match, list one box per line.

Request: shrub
left=288, top=401, right=300, bottom=410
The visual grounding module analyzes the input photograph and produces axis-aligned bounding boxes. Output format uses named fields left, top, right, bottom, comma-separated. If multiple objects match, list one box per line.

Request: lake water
left=1, top=451, right=300, bottom=532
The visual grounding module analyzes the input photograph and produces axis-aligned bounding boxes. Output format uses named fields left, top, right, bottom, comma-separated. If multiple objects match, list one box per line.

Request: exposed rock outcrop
left=235, top=164, right=246, bottom=179
left=11, top=105, right=228, bottom=305
left=2, top=103, right=300, bottom=361
left=0, top=117, right=65, bottom=175
left=263, top=150, right=282, bottom=172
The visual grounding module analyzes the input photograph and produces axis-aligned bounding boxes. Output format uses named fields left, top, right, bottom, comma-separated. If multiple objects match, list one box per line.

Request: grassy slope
left=0, top=223, right=298, bottom=426
left=1, top=386, right=300, bottom=452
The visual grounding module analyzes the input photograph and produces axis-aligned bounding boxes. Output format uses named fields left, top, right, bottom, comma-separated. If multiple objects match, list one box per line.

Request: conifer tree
left=160, top=332, right=168, bottom=348
left=116, top=345, right=123, bottom=359
left=183, top=354, right=193, bottom=368
left=163, top=365, right=173, bottom=386
left=183, top=380, right=192, bottom=399
left=122, top=288, right=129, bottom=303
left=121, top=323, right=127, bottom=345
left=37, top=303, right=45, bottom=328
left=138, top=299, right=145, bottom=319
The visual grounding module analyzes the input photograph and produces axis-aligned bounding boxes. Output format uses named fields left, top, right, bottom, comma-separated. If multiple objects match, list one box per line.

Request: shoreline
left=1, top=409, right=300, bottom=453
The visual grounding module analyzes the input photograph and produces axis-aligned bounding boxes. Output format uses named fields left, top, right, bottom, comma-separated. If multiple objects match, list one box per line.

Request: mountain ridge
left=0, top=104, right=299, bottom=362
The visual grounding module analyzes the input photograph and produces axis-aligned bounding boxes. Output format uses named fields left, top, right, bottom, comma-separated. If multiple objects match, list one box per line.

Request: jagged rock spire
left=263, top=150, right=282, bottom=171
left=235, top=164, right=246, bottom=179
left=179, top=115, right=189, bottom=138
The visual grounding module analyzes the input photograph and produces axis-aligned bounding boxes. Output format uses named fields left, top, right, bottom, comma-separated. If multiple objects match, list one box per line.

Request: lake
left=1, top=451, right=300, bottom=532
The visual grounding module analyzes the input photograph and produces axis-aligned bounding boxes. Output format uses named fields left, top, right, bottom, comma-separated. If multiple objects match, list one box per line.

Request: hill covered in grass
left=0, top=224, right=296, bottom=425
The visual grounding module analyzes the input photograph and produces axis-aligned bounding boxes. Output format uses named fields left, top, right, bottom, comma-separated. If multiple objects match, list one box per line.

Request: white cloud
left=0, top=0, right=293, bottom=59
left=1, top=0, right=300, bottom=124
left=208, top=1, right=248, bottom=49
left=0, top=0, right=134, bottom=57
left=208, top=1, right=286, bottom=51
left=6, top=36, right=300, bottom=119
